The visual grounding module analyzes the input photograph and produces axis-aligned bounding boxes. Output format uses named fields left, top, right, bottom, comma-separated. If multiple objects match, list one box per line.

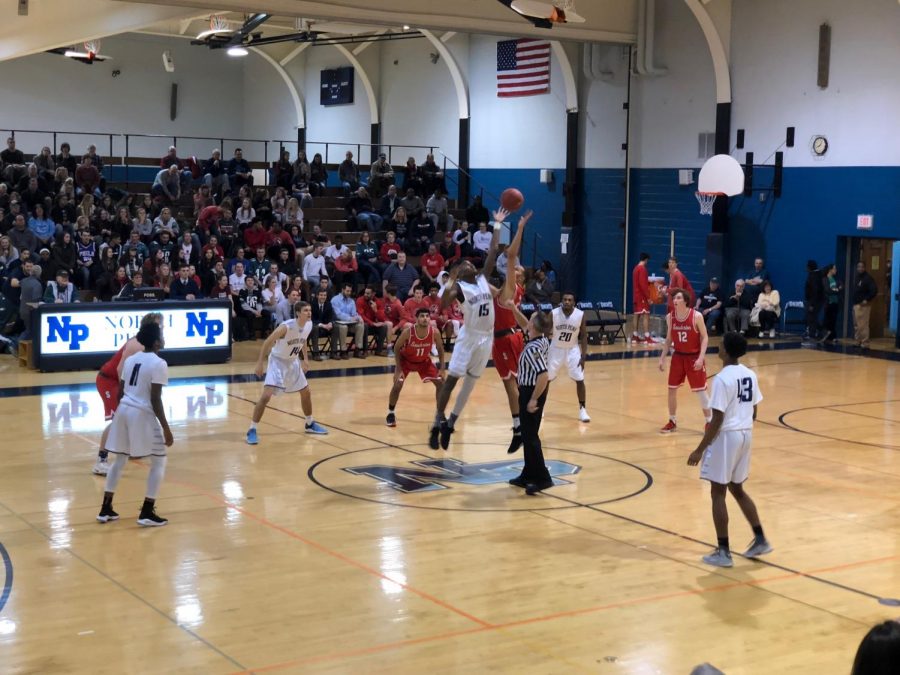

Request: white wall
left=241, top=49, right=303, bottom=147
left=579, top=43, right=629, bottom=169
left=468, top=34, right=569, bottom=169
left=628, top=0, right=718, bottom=168
left=379, top=36, right=461, bottom=164
left=731, top=0, right=900, bottom=167
left=0, top=33, right=244, bottom=160
left=302, top=44, right=378, bottom=165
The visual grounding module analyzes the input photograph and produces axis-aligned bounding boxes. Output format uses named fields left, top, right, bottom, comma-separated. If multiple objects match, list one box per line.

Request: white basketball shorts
left=699, top=429, right=752, bottom=485
left=106, top=404, right=166, bottom=458
left=448, top=333, right=493, bottom=378
left=265, top=355, right=308, bottom=394
left=547, top=345, right=584, bottom=382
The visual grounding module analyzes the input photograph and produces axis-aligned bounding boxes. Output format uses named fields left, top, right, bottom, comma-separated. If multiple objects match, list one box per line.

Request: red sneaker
left=660, top=420, right=677, bottom=433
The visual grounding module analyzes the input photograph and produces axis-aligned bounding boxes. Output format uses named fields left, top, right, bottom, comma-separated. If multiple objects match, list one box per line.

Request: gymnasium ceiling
left=0, top=0, right=637, bottom=61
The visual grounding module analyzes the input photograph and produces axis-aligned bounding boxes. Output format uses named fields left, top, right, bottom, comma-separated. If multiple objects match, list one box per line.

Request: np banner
left=33, top=300, right=232, bottom=371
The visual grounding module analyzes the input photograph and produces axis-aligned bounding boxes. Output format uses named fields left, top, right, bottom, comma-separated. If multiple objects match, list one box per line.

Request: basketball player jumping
left=428, top=207, right=509, bottom=450
left=547, top=292, right=591, bottom=423
left=92, top=312, right=163, bottom=476
left=96, top=321, right=173, bottom=527
left=658, top=288, right=711, bottom=433
left=386, top=307, right=446, bottom=427
left=246, top=301, right=328, bottom=444
left=687, top=331, right=772, bottom=567
left=491, top=210, right=531, bottom=453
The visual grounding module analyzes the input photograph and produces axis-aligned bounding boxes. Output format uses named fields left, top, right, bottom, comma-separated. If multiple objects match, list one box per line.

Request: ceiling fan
left=497, top=0, right=585, bottom=28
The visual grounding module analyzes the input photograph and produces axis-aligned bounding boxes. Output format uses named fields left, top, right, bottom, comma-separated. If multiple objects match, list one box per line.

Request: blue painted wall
left=726, top=166, right=900, bottom=305
left=579, top=168, right=626, bottom=304
left=468, top=168, right=565, bottom=272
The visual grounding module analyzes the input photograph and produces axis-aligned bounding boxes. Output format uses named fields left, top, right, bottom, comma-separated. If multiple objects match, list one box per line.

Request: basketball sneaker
left=96, top=506, right=119, bottom=523
left=246, top=428, right=259, bottom=445
left=441, top=420, right=454, bottom=450
left=92, top=457, right=110, bottom=476
left=386, top=412, right=397, bottom=427
left=439, top=421, right=454, bottom=450
left=428, top=424, right=440, bottom=450
left=525, top=478, right=555, bottom=495
left=702, top=548, right=733, bottom=568
left=742, top=538, right=773, bottom=558
left=630, top=335, right=643, bottom=344
left=508, top=475, right=526, bottom=488
left=507, top=430, right=523, bottom=454
left=137, top=509, right=168, bottom=527
left=579, top=407, right=591, bottom=423
left=305, top=421, right=328, bottom=435
left=660, top=420, right=677, bottom=433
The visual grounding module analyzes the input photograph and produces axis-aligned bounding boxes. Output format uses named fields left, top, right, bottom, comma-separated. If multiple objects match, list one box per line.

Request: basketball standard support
left=369, top=123, right=380, bottom=164
left=457, top=117, right=470, bottom=206
left=711, top=102, right=731, bottom=235
left=297, top=127, right=306, bottom=154
left=558, top=110, right=580, bottom=297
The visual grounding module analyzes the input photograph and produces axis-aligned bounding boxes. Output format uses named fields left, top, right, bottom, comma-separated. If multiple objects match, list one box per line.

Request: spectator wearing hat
left=43, top=269, right=79, bottom=303
left=695, top=277, right=724, bottom=333
left=369, top=153, right=395, bottom=198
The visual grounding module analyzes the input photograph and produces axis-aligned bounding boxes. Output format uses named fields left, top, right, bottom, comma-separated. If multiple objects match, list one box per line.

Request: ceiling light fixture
left=402, top=24, right=411, bottom=30
left=226, top=45, right=249, bottom=57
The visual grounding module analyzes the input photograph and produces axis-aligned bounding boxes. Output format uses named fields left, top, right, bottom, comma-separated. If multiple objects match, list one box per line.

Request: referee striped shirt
left=517, top=336, right=549, bottom=387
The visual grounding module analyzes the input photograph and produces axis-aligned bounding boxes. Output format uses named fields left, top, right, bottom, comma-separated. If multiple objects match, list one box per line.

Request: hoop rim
left=695, top=191, right=726, bottom=197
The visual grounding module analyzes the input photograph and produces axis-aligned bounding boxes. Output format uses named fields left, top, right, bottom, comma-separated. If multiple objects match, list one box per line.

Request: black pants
left=517, top=385, right=551, bottom=483
left=805, top=302, right=822, bottom=338
left=758, top=309, right=778, bottom=331
left=823, top=303, right=839, bottom=341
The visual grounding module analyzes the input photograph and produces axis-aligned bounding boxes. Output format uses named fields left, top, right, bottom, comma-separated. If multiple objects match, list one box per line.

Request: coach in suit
left=311, top=287, right=338, bottom=360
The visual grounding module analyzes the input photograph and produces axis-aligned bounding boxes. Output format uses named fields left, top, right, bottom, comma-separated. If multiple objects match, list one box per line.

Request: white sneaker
left=92, top=457, right=109, bottom=476
left=578, top=407, right=591, bottom=423
left=769, top=329, right=776, bottom=338
left=702, top=548, right=734, bottom=568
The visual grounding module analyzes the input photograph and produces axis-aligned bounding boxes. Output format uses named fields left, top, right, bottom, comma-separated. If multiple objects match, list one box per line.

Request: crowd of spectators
left=1, top=138, right=540, bottom=356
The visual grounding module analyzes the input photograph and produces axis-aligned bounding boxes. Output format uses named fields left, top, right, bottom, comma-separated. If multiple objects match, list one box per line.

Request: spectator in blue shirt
left=382, top=251, right=420, bottom=301
left=28, top=204, right=57, bottom=246
left=227, top=148, right=253, bottom=192
left=743, top=257, right=769, bottom=302
left=330, top=282, right=366, bottom=358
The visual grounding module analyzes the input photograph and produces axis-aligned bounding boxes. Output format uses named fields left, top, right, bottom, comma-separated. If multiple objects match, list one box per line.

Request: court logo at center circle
left=343, top=457, right=580, bottom=493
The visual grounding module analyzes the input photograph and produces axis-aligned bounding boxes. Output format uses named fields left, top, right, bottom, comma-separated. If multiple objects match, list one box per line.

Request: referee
left=506, top=304, right=554, bottom=495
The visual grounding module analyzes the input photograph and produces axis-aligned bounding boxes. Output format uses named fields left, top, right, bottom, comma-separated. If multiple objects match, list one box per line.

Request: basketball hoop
left=695, top=191, right=722, bottom=216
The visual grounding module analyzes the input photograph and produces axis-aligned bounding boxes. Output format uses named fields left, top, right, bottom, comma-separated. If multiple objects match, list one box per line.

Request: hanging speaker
left=170, top=83, right=178, bottom=121
left=736, top=129, right=745, bottom=149
left=818, top=23, right=831, bottom=89
left=786, top=126, right=795, bottom=147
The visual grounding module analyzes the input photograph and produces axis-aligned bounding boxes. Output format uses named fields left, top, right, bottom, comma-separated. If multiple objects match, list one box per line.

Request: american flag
left=496, top=38, right=551, bottom=98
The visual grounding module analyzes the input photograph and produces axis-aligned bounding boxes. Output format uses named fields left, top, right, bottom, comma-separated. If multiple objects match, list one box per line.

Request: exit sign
left=857, top=214, right=874, bottom=230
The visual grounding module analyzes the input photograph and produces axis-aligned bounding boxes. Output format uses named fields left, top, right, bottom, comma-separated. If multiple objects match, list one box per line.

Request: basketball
left=500, top=188, right=525, bottom=212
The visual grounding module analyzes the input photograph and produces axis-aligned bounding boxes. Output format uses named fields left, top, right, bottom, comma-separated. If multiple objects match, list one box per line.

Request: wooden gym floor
left=1, top=336, right=899, bottom=674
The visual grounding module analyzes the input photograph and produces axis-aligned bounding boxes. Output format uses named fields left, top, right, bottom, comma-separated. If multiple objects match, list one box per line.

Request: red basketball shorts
left=668, top=352, right=707, bottom=391
left=633, top=298, right=650, bottom=314
left=492, top=332, right=525, bottom=380
left=96, top=373, right=120, bottom=420
left=399, top=356, right=441, bottom=383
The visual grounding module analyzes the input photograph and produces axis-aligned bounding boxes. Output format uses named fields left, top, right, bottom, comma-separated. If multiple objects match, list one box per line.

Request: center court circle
left=308, top=445, right=653, bottom=512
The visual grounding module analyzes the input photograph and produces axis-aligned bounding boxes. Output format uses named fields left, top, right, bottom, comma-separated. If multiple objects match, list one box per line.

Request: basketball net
left=210, top=15, right=229, bottom=32
left=695, top=191, right=721, bottom=216
left=83, top=40, right=100, bottom=60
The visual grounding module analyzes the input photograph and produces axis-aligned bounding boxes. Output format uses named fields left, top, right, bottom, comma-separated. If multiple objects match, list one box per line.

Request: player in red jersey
left=631, top=252, right=651, bottom=343
left=665, top=257, right=695, bottom=316
left=92, top=312, right=164, bottom=475
left=386, top=307, right=446, bottom=427
left=658, top=288, right=710, bottom=433
left=491, top=210, right=530, bottom=453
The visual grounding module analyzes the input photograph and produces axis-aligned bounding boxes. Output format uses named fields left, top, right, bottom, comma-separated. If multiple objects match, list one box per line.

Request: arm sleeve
left=152, top=359, right=169, bottom=386
left=708, top=375, right=728, bottom=413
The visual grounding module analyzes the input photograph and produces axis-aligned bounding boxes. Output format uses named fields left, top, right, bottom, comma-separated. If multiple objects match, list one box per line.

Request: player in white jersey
left=429, top=207, right=512, bottom=450
left=687, top=332, right=772, bottom=568
left=97, top=321, right=173, bottom=527
left=548, top=293, right=590, bottom=422
left=247, top=301, right=327, bottom=444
